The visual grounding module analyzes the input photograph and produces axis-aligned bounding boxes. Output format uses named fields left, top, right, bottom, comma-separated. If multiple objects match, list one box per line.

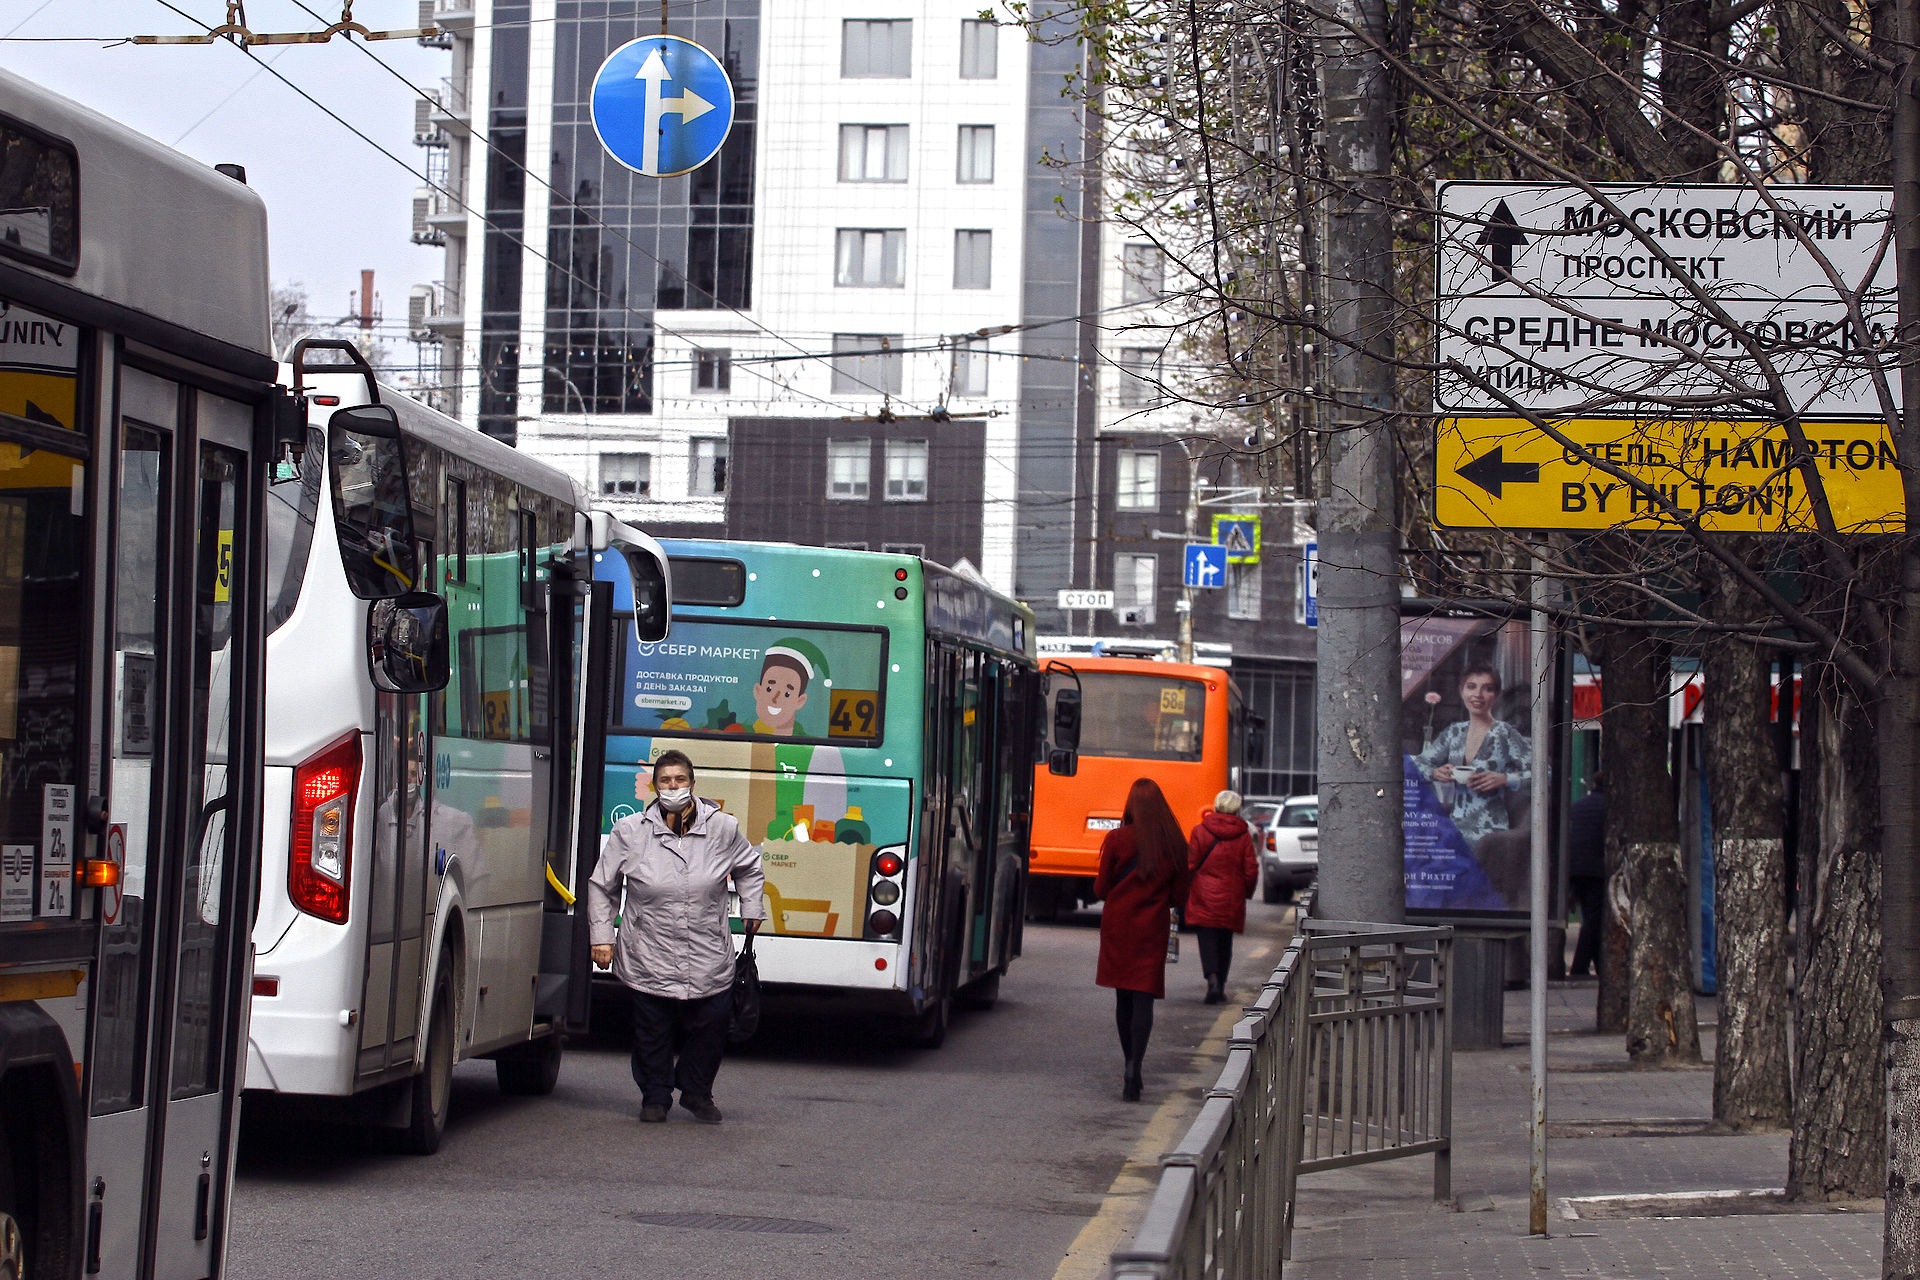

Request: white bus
left=243, top=341, right=667, bottom=1152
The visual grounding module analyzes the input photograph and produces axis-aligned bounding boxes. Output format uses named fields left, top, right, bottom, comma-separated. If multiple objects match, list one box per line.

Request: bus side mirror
left=1048, top=748, right=1078, bottom=777
left=1052, top=686, right=1082, bottom=753
left=368, top=592, right=450, bottom=693
left=327, top=404, right=423, bottom=600
left=629, top=546, right=670, bottom=642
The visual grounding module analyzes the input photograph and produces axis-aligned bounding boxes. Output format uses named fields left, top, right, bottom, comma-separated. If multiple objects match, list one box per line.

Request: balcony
left=416, top=0, right=473, bottom=45
left=411, top=188, right=468, bottom=245
left=411, top=281, right=464, bottom=339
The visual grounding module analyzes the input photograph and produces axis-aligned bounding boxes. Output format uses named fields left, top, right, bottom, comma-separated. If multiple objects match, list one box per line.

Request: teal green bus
left=596, top=540, right=1040, bottom=1045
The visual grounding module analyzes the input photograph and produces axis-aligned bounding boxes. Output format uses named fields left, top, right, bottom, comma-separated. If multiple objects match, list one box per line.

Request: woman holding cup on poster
left=1414, top=664, right=1533, bottom=846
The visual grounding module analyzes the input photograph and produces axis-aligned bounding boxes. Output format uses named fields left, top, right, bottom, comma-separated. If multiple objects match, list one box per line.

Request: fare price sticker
left=40, top=783, right=74, bottom=917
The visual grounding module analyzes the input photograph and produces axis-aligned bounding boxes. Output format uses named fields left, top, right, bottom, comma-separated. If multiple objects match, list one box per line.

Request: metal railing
left=1111, top=918, right=1453, bottom=1280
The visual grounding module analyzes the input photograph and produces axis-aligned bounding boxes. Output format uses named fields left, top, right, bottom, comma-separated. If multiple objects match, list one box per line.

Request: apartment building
left=410, top=0, right=1316, bottom=796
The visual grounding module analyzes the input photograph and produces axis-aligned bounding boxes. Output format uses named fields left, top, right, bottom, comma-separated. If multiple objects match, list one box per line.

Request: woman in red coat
left=1185, top=791, right=1260, bottom=1005
left=1094, top=778, right=1192, bottom=1102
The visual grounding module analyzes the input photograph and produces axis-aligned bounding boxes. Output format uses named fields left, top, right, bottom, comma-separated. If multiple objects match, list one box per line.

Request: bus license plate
left=1086, top=817, right=1121, bottom=831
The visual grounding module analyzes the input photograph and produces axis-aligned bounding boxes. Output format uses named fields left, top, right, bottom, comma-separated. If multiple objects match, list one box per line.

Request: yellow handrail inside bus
left=544, top=863, right=576, bottom=906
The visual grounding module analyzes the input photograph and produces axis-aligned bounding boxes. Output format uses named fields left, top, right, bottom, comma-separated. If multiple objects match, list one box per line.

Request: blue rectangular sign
left=1183, top=542, right=1227, bottom=589
left=1304, top=542, right=1318, bottom=627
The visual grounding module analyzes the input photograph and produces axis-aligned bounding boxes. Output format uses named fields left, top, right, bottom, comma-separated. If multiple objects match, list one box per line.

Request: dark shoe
left=679, top=1095, right=724, bottom=1124
left=1203, top=978, right=1225, bottom=1004
left=1122, top=1059, right=1143, bottom=1102
left=639, top=1102, right=669, bottom=1123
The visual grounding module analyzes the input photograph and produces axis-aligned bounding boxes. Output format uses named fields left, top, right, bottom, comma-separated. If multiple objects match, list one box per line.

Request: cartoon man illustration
left=752, top=639, right=829, bottom=737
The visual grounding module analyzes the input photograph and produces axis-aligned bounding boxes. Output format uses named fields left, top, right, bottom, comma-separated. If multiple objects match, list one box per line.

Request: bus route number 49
left=829, top=689, right=879, bottom=738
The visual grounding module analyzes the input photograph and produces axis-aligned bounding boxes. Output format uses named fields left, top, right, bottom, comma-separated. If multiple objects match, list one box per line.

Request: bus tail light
left=866, top=846, right=906, bottom=941
left=289, top=734, right=361, bottom=924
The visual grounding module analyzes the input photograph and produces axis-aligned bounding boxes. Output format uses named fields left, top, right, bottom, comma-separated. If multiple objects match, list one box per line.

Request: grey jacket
left=588, top=798, right=767, bottom=999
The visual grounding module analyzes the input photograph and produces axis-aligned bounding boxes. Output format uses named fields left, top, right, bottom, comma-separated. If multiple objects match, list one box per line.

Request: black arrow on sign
left=1476, top=199, right=1528, bottom=283
left=1457, top=445, right=1540, bottom=499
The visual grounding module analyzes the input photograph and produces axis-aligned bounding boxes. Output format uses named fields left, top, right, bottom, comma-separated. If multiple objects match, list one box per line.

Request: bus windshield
left=616, top=616, right=889, bottom=746
left=1068, top=671, right=1207, bottom=762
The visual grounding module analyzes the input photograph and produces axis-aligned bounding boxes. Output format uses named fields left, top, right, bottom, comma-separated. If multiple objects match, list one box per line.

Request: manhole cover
left=629, top=1212, right=845, bottom=1235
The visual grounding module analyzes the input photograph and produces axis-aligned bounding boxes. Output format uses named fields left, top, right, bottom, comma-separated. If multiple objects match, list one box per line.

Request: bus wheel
left=903, top=995, right=950, bottom=1049
left=400, top=964, right=455, bottom=1154
left=0, top=1112, right=24, bottom=1280
left=1024, top=880, right=1059, bottom=922
left=495, top=1032, right=563, bottom=1097
left=955, top=970, right=1001, bottom=1011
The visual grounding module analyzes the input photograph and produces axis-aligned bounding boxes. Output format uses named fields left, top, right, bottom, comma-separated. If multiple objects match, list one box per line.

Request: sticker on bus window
left=828, top=689, right=879, bottom=739
left=213, top=529, right=234, bottom=603
left=1, top=845, right=31, bottom=922
left=1159, top=686, right=1187, bottom=714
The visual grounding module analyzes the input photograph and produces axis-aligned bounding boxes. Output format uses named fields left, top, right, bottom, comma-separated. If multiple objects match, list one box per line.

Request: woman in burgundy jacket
left=1093, top=778, right=1193, bottom=1102
left=1184, top=791, right=1261, bottom=1004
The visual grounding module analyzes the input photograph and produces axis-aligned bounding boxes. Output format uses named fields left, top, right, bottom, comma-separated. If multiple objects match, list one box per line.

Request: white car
left=1252, top=795, right=1319, bottom=903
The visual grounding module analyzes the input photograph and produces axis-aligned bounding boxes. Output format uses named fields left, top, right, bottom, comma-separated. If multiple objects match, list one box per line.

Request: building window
left=1116, top=449, right=1159, bottom=510
left=953, top=229, right=992, bottom=289
left=832, top=333, right=904, bottom=394
left=690, top=438, right=728, bottom=496
left=882, top=542, right=926, bottom=557
left=1117, top=347, right=1163, bottom=405
left=827, top=438, right=872, bottom=500
left=843, top=19, right=912, bottom=77
left=959, top=20, right=997, bottom=78
left=951, top=336, right=989, bottom=397
left=957, top=126, right=995, bottom=183
left=886, top=439, right=929, bottom=501
left=693, top=348, right=731, bottom=393
left=1228, top=562, right=1263, bottom=620
left=835, top=229, right=907, bottom=288
left=838, top=124, right=909, bottom=182
left=600, top=452, right=652, bottom=498
left=1116, top=553, right=1157, bottom=626
left=1123, top=244, right=1166, bottom=303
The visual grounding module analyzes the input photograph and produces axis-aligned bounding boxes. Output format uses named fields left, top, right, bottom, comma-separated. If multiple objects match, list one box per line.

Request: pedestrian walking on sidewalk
left=1093, top=778, right=1192, bottom=1102
left=588, top=750, right=766, bottom=1125
left=1566, top=775, right=1606, bottom=978
left=1184, top=791, right=1260, bottom=1005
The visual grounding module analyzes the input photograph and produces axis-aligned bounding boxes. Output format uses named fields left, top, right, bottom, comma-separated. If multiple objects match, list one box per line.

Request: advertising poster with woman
left=1402, top=616, right=1534, bottom=914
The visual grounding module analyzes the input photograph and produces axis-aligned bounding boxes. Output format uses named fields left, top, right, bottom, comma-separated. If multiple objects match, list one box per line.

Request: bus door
left=356, top=696, right=430, bottom=1079
left=940, top=646, right=998, bottom=990
left=539, top=572, right=611, bottom=1032
left=88, top=367, right=265, bottom=1280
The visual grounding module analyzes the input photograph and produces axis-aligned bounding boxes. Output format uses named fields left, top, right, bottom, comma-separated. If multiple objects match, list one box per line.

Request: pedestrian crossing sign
left=1211, top=514, right=1261, bottom=564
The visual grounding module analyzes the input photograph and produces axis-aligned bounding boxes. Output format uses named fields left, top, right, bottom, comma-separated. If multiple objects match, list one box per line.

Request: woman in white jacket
left=589, top=749, right=765, bottom=1124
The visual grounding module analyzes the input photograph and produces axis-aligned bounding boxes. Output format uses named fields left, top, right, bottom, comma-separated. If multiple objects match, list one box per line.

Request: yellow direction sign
left=1435, top=416, right=1904, bottom=533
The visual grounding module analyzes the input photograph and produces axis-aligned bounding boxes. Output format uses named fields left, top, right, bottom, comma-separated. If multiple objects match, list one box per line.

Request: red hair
left=1122, top=778, right=1184, bottom=884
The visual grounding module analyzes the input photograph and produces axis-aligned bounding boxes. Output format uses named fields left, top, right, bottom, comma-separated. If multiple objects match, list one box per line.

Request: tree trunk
left=1787, top=667, right=1884, bottom=1199
left=1702, top=557, right=1790, bottom=1129
left=1595, top=625, right=1700, bottom=1064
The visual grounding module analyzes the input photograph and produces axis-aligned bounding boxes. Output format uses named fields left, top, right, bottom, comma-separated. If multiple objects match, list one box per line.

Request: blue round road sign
left=590, top=35, right=735, bottom=178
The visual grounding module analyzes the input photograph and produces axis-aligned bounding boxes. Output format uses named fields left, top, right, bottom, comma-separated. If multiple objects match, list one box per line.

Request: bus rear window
left=619, top=617, right=887, bottom=746
left=1064, top=672, right=1206, bottom=762
left=668, top=556, right=745, bottom=606
left=0, top=115, right=79, bottom=274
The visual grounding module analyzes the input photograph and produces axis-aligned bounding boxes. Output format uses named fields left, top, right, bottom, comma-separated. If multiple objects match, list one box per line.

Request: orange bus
left=1029, top=656, right=1247, bottom=916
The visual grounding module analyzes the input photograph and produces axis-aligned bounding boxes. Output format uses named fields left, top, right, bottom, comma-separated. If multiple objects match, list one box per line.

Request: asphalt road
left=227, top=900, right=1297, bottom=1280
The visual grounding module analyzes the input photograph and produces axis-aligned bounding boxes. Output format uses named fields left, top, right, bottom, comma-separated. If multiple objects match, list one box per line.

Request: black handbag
left=727, top=932, right=761, bottom=1044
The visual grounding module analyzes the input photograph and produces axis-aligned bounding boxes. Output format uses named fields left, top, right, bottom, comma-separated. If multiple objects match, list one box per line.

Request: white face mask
left=657, top=787, right=694, bottom=812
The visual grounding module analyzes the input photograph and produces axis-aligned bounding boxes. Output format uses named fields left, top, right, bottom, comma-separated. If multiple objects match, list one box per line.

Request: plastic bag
left=727, top=933, right=761, bottom=1043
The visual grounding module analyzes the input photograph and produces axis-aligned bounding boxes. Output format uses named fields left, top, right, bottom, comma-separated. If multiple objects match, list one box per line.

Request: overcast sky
left=3, top=0, right=447, bottom=336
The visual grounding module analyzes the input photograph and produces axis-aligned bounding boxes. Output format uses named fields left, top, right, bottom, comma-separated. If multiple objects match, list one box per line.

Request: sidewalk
left=1285, top=983, right=1881, bottom=1279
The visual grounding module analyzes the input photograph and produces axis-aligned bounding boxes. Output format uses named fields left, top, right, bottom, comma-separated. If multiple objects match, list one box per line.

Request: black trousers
left=1195, top=927, right=1234, bottom=983
left=1569, top=875, right=1606, bottom=977
left=630, top=987, right=732, bottom=1107
left=1114, top=989, right=1156, bottom=1065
